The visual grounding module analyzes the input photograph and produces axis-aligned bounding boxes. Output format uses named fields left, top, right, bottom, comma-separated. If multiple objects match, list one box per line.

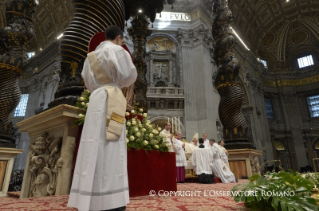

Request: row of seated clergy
left=191, top=142, right=237, bottom=183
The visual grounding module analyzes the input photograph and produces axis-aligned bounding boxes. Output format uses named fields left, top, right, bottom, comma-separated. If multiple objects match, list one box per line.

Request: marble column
left=177, top=25, right=218, bottom=142
left=286, top=136, right=297, bottom=171
left=127, top=14, right=152, bottom=110
left=150, top=58, right=154, bottom=86
left=169, top=59, right=173, bottom=87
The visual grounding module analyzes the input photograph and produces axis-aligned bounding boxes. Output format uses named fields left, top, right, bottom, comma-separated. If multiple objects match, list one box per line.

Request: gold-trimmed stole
left=87, top=51, right=127, bottom=140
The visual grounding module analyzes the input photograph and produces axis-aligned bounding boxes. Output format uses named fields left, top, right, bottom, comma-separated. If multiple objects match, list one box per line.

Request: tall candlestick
left=178, top=117, right=181, bottom=131
left=172, top=117, right=174, bottom=134
left=176, top=117, right=178, bottom=133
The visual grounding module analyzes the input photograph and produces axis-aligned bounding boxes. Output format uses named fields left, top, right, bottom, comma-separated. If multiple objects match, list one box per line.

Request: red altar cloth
left=127, top=149, right=177, bottom=197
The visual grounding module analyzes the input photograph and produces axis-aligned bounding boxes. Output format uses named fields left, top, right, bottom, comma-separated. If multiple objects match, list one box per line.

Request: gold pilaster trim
left=216, top=81, right=242, bottom=90
left=0, top=63, right=23, bottom=75
left=263, top=75, right=319, bottom=87
left=6, top=11, right=32, bottom=21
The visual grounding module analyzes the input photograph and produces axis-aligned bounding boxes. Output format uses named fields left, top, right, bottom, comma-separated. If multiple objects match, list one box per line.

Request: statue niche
left=29, top=132, right=62, bottom=197
left=147, top=36, right=177, bottom=87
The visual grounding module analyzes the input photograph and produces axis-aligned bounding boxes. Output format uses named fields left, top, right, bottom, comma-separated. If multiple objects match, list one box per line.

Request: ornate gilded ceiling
left=0, top=0, right=74, bottom=52
left=229, top=0, right=319, bottom=71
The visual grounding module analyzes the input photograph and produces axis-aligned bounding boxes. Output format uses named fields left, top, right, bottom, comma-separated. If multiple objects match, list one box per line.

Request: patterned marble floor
left=1, top=180, right=248, bottom=211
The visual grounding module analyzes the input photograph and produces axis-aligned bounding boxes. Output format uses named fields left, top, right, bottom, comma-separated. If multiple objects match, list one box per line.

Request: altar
left=127, top=149, right=177, bottom=197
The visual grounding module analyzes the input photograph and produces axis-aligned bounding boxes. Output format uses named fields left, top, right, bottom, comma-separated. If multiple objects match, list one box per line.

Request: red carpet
left=1, top=180, right=248, bottom=211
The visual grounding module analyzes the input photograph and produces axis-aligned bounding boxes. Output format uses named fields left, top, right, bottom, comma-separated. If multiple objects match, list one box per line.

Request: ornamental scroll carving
left=29, top=132, right=62, bottom=197
left=250, top=156, right=261, bottom=175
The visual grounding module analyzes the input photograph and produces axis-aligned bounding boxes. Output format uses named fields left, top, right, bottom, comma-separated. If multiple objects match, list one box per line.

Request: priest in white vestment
left=159, top=123, right=174, bottom=152
left=172, top=131, right=187, bottom=183
left=68, top=26, right=137, bottom=211
left=219, top=140, right=230, bottom=168
left=210, top=141, right=236, bottom=183
left=201, top=133, right=211, bottom=148
left=192, top=140, right=215, bottom=184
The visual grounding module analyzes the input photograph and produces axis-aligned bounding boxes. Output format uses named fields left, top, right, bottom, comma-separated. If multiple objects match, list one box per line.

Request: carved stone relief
left=146, top=36, right=178, bottom=87
left=29, top=132, right=62, bottom=197
left=153, top=61, right=169, bottom=83
left=250, top=156, right=261, bottom=175
left=282, top=92, right=296, bottom=103
left=147, top=37, right=175, bottom=52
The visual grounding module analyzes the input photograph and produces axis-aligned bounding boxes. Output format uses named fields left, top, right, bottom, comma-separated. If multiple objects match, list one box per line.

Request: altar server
left=68, top=26, right=137, bottom=211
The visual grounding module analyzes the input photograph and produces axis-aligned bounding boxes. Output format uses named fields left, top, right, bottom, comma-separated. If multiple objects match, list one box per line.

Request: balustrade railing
left=147, top=87, right=184, bottom=96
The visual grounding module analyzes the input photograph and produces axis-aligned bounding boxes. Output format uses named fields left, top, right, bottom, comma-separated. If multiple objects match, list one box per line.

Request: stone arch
left=146, top=33, right=182, bottom=87
left=147, top=33, right=180, bottom=50
left=154, top=80, right=167, bottom=87
left=148, top=115, right=186, bottom=136
left=272, top=138, right=290, bottom=171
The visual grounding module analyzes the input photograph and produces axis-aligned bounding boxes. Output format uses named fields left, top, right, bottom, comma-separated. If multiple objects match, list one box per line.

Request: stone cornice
left=241, top=71, right=264, bottom=94
left=25, top=40, right=59, bottom=74
left=176, top=24, right=213, bottom=49
left=20, top=61, right=60, bottom=93
left=262, top=65, right=319, bottom=80
left=234, top=43, right=266, bottom=73
left=164, top=0, right=212, bottom=18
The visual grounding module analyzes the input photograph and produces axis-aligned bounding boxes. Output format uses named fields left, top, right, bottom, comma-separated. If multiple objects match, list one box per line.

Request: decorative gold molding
left=0, top=63, right=23, bottom=75
left=263, top=75, right=319, bottom=87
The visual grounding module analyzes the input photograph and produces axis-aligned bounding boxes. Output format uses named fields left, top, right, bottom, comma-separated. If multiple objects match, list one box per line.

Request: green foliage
left=231, top=171, right=319, bottom=211
left=73, top=90, right=169, bottom=152
left=303, top=172, right=319, bottom=188
left=74, top=89, right=90, bottom=126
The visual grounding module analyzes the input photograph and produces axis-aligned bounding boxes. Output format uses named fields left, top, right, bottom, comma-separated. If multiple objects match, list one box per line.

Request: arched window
left=297, top=55, right=314, bottom=68
left=155, top=81, right=166, bottom=87
left=14, top=94, right=29, bottom=117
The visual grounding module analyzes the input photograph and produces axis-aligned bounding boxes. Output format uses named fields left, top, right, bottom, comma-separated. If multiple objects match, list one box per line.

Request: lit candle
left=178, top=117, right=181, bottom=131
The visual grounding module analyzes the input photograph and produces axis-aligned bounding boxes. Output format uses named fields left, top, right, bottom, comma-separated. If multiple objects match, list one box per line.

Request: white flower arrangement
left=126, top=105, right=168, bottom=152
left=75, top=91, right=168, bottom=152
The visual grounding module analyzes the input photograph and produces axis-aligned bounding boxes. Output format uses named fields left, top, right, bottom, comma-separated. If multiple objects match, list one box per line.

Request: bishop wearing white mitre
left=185, top=133, right=199, bottom=154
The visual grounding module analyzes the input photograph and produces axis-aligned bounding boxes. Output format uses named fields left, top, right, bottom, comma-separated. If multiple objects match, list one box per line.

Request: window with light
left=307, top=95, right=319, bottom=118
left=260, top=59, right=268, bottom=69
left=27, top=52, right=35, bottom=59
left=13, top=94, right=29, bottom=117
left=297, top=55, right=314, bottom=68
left=265, top=98, right=274, bottom=119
